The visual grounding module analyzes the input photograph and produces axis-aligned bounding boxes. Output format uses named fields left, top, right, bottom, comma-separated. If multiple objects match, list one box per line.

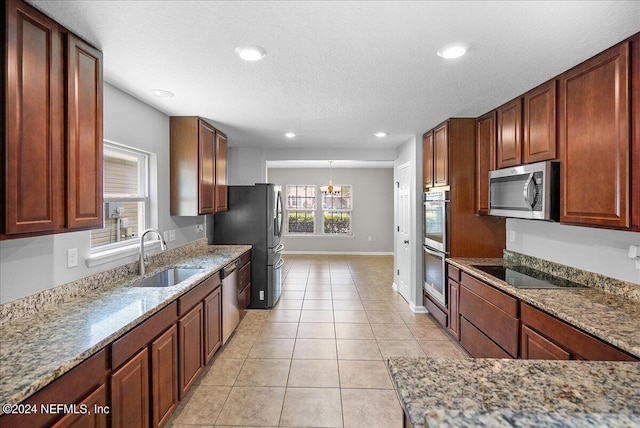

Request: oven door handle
left=423, top=246, right=445, bottom=258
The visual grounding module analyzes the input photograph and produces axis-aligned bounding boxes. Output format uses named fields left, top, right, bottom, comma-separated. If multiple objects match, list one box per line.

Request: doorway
left=395, top=162, right=411, bottom=303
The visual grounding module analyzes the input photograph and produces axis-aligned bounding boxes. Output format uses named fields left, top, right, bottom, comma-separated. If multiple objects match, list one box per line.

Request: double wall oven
left=423, top=191, right=448, bottom=307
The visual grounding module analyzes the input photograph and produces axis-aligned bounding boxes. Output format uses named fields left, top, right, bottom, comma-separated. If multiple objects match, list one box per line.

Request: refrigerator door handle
left=274, top=258, right=285, bottom=270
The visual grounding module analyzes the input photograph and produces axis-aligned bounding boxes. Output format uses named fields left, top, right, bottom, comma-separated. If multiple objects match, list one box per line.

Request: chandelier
left=320, top=161, right=341, bottom=195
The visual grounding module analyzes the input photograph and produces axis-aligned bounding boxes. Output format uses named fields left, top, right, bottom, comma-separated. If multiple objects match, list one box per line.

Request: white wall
left=267, top=168, right=394, bottom=253
left=507, top=219, right=640, bottom=284
left=394, top=135, right=424, bottom=310
left=0, top=83, right=206, bottom=303
left=228, top=147, right=267, bottom=185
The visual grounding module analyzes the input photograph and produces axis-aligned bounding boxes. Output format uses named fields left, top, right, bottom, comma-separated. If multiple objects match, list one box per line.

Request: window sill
left=86, top=240, right=162, bottom=268
left=284, top=234, right=355, bottom=239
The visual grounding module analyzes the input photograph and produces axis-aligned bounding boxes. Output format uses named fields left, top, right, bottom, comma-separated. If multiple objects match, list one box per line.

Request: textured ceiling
left=28, top=1, right=640, bottom=151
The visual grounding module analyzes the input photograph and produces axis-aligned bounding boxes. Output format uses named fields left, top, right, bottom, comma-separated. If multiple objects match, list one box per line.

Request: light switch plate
left=169, top=229, right=176, bottom=242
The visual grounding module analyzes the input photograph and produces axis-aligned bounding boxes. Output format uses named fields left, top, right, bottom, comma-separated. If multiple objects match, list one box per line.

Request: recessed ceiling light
left=235, top=45, right=267, bottom=61
left=437, top=42, right=470, bottom=59
left=285, top=132, right=296, bottom=138
left=149, top=89, right=174, bottom=99
left=374, top=132, right=387, bottom=138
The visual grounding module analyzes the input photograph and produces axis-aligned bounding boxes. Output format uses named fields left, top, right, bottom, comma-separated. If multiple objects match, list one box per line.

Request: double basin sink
left=131, top=268, right=204, bottom=288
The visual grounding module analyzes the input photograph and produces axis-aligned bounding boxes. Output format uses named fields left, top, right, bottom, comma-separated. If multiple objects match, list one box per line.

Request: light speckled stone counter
left=447, top=257, right=640, bottom=358
left=0, top=242, right=251, bottom=411
left=388, top=357, right=640, bottom=428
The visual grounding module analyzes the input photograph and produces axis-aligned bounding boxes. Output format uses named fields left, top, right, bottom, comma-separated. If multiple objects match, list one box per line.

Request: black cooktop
left=472, top=264, right=587, bottom=289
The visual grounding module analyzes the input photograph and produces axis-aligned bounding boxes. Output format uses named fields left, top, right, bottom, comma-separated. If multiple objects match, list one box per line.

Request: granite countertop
left=0, top=244, right=251, bottom=410
left=447, top=258, right=640, bottom=358
left=388, top=357, right=640, bottom=428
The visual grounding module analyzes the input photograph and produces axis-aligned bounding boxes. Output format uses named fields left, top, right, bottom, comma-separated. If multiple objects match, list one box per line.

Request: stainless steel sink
left=131, top=268, right=204, bottom=287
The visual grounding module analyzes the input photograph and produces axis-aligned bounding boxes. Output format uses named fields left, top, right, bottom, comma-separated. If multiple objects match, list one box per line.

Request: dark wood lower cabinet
left=460, top=317, right=512, bottom=359
left=111, top=348, right=150, bottom=428
left=204, top=287, right=222, bottom=364
left=520, top=303, right=637, bottom=361
left=51, top=383, right=108, bottom=428
left=447, top=279, right=460, bottom=340
left=151, top=325, right=178, bottom=428
left=521, top=324, right=570, bottom=360
left=179, top=303, right=204, bottom=399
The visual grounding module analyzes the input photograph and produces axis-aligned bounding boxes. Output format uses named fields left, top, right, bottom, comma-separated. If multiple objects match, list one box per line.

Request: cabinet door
left=433, top=122, right=449, bottom=187
left=447, top=280, right=460, bottom=340
left=66, top=33, right=103, bottom=230
left=151, top=325, right=178, bottom=428
left=497, top=98, right=523, bottom=168
left=422, top=131, right=434, bottom=190
left=5, top=0, right=65, bottom=235
left=51, top=383, right=108, bottom=428
left=111, top=348, right=150, bottom=428
left=198, top=120, right=216, bottom=215
left=521, top=325, right=570, bottom=360
left=179, top=303, right=204, bottom=399
left=475, top=111, right=496, bottom=214
left=215, top=131, right=228, bottom=212
left=523, top=80, right=557, bottom=164
left=204, top=287, right=222, bottom=364
left=559, top=41, right=630, bottom=228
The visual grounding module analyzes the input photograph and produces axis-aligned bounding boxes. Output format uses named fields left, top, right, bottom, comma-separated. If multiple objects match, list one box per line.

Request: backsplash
left=0, top=238, right=209, bottom=326
left=504, top=250, right=640, bottom=303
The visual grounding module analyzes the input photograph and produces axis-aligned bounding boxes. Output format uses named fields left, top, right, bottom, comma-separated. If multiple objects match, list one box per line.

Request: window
left=284, top=184, right=353, bottom=236
left=286, top=185, right=316, bottom=234
left=322, top=185, right=352, bottom=235
left=90, top=142, right=150, bottom=249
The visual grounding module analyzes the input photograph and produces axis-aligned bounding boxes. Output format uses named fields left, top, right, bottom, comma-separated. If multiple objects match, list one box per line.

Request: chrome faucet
left=139, top=228, right=167, bottom=275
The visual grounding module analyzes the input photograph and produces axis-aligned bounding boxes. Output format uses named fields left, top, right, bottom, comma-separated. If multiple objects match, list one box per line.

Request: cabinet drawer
left=521, top=324, right=570, bottom=360
left=178, top=272, right=220, bottom=316
left=239, top=283, right=251, bottom=310
left=459, top=285, right=519, bottom=357
left=521, top=303, right=637, bottom=361
left=239, top=262, right=251, bottom=289
left=423, top=291, right=447, bottom=328
left=447, top=264, right=461, bottom=282
left=460, top=272, right=518, bottom=316
left=239, top=251, right=251, bottom=267
left=112, top=301, right=177, bottom=369
left=460, top=317, right=512, bottom=359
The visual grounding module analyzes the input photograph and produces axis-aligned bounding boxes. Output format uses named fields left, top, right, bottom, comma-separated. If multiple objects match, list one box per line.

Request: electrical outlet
left=259, top=290, right=265, bottom=300
left=163, top=231, right=169, bottom=242
left=509, top=231, right=516, bottom=243
left=169, top=229, right=176, bottom=242
left=196, top=224, right=204, bottom=233
left=368, top=236, right=372, bottom=242
left=67, top=248, right=78, bottom=268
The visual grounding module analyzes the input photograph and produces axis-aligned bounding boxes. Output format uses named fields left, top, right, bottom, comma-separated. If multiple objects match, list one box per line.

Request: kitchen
left=1, top=1, right=640, bottom=427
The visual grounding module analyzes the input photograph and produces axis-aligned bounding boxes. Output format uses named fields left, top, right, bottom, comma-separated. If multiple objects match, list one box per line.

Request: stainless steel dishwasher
left=221, top=260, right=240, bottom=344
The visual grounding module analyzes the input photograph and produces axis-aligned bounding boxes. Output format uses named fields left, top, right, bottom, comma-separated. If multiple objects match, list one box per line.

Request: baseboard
left=281, top=251, right=394, bottom=256
left=411, top=304, right=428, bottom=314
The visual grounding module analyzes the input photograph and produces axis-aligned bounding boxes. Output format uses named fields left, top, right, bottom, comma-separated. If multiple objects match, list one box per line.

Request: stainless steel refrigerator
left=210, top=183, right=284, bottom=309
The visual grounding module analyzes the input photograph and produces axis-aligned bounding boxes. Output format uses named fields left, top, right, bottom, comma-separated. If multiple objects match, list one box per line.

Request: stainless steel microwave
left=488, top=160, right=560, bottom=221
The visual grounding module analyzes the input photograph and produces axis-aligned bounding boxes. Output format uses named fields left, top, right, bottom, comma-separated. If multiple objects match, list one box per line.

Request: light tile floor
left=167, top=254, right=468, bottom=427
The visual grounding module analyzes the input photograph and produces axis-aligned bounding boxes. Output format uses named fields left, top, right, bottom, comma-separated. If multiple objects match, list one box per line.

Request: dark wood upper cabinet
left=66, top=33, right=104, bottom=230
left=4, top=0, right=65, bottom=235
left=170, top=116, right=228, bottom=216
left=215, top=131, right=228, bottom=212
left=433, top=122, right=449, bottom=187
left=422, top=130, right=434, bottom=190
left=496, top=97, right=523, bottom=169
left=629, top=33, right=639, bottom=232
left=2, top=0, right=103, bottom=238
left=475, top=111, right=496, bottom=214
left=558, top=41, right=631, bottom=228
left=523, top=79, right=556, bottom=164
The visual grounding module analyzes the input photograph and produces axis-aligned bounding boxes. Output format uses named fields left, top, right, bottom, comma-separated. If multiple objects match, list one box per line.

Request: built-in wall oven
left=423, top=191, right=448, bottom=307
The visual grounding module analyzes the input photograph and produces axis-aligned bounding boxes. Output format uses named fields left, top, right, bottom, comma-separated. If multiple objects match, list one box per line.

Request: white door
left=396, top=163, right=411, bottom=302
